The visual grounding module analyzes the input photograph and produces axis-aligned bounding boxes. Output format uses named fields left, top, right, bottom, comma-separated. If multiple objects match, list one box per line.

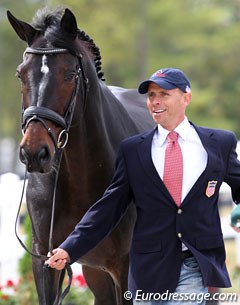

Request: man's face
left=147, top=82, right=191, bottom=130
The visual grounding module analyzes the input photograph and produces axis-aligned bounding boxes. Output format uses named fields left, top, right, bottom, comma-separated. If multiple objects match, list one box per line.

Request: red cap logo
left=153, top=70, right=166, bottom=78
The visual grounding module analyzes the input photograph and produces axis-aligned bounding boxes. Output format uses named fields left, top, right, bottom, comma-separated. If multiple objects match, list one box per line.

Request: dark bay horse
left=7, top=7, right=154, bottom=305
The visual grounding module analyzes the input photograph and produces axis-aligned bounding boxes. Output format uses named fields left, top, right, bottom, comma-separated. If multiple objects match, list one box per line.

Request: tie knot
left=167, top=131, right=178, bottom=143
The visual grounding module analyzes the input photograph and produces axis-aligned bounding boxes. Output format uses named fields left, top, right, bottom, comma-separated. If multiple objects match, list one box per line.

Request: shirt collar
left=156, top=117, right=191, bottom=146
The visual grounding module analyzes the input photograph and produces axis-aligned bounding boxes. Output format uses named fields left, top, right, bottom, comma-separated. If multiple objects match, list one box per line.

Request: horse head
left=7, top=8, right=103, bottom=173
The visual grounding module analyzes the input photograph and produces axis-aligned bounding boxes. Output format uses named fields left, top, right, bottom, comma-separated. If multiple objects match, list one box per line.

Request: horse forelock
left=31, top=7, right=64, bottom=33
left=30, top=7, right=105, bottom=80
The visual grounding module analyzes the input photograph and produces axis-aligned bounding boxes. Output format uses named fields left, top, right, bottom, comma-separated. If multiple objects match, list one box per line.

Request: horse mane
left=31, top=6, right=105, bottom=81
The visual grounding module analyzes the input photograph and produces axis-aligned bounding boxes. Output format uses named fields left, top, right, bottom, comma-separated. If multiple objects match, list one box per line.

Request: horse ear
left=60, top=9, right=78, bottom=39
left=7, top=11, right=37, bottom=45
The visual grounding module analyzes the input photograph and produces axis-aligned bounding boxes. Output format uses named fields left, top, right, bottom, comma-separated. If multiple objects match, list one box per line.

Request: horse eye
left=16, top=71, right=21, bottom=80
left=64, top=71, right=76, bottom=81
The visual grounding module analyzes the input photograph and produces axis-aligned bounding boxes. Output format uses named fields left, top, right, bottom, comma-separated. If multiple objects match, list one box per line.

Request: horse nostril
left=38, top=146, right=51, bottom=164
left=19, top=144, right=52, bottom=172
left=19, top=146, right=29, bottom=165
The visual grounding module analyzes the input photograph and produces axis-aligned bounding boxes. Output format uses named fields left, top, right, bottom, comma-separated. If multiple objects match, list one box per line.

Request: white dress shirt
left=151, top=117, right=208, bottom=202
left=151, top=118, right=208, bottom=251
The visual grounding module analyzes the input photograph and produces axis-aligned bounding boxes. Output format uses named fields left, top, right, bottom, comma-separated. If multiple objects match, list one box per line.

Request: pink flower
left=6, top=280, right=14, bottom=287
left=73, top=275, right=87, bottom=287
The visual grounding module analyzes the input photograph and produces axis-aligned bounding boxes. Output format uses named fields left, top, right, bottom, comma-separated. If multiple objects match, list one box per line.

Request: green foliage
left=13, top=276, right=39, bottom=305
left=0, top=277, right=93, bottom=305
left=15, top=215, right=38, bottom=305
left=1, top=0, right=240, bottom=139
left=18, top=216, right=32, bottom=277
left=63, top=287, right=93, bottom=305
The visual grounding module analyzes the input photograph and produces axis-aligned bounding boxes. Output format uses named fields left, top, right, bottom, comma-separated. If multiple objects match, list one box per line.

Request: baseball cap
left=138, top=68, right=191, bottom=94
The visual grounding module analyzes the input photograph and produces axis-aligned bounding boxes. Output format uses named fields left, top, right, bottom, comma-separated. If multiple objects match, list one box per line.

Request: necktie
left=163, top=131, right=183, bottom=206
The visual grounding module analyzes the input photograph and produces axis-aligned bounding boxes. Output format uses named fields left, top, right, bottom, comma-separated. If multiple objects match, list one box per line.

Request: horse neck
left=59, top=81, right=133, bottom=199
left=75, top=78, right=138, bottom=148
left=61, top=79, right=137, bottom=177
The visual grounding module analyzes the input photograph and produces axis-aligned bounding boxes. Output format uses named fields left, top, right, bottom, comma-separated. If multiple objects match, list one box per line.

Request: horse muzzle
left=19, top=143, right=53, bottom=173
left=19, top=124, right=56, bottom=173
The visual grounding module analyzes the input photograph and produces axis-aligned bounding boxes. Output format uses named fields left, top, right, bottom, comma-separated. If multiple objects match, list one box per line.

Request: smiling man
left=140, top=69, right=192, bottom=131
left=47, top=68, right=240, bottom=305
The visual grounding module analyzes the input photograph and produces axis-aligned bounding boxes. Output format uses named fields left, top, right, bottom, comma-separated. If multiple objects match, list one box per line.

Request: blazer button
left=178, top=233, right=182, bottom=238
left=177, top=209, right=183, bottom=214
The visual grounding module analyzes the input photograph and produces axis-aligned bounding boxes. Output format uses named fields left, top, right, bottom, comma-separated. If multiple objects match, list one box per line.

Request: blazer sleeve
left=224, top=131, right=240, bottom=204
left=59, top=143, right=132, bottom=263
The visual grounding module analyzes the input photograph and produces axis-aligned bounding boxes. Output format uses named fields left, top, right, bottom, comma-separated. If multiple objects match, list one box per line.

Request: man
left=47, top=68, right=240, bottom=305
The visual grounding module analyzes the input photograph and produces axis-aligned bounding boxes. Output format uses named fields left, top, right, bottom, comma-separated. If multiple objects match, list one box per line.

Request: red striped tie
left=163, top=131, right=183, bottom=206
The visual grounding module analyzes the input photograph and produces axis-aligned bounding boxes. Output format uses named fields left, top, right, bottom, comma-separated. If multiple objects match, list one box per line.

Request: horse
left=7, top=7, right=154, bottom=305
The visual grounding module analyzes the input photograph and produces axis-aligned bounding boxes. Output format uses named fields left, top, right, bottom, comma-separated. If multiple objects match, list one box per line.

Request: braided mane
left=77, top=29, right=105, bottom=81
left=31, top=7, right=105, bottom=81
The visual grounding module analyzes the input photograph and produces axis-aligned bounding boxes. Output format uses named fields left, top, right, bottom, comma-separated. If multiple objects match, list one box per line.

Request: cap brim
left=138, top=79, right=177, bottom=94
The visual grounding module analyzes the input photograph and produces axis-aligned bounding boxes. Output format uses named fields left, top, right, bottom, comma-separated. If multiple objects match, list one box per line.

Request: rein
left=15, top=46, right=89, bottom=305
left=16, top=168, right=72, bottom=305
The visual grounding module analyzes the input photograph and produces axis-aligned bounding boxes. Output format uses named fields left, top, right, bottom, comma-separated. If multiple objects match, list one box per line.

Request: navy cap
left=138, top=68, right=191, bottom=94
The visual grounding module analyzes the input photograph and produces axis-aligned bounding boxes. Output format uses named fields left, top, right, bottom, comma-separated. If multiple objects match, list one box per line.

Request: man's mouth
left=153, top=108, right=167, bottom=114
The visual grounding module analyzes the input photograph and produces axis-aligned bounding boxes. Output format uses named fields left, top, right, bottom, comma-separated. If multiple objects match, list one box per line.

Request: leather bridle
left=16, top=47, right=89, bottom=305
left=21, top=47, right=89, bottom=150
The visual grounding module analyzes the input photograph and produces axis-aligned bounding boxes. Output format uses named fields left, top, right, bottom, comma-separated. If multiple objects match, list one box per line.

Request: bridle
left=21, top=47, right=89, bottom=150
left=16, top=46, right=89, bottom=305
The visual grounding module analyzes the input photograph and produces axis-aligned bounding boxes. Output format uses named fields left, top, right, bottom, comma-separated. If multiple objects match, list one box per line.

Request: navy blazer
left=60, top=122, right=240, bottom=295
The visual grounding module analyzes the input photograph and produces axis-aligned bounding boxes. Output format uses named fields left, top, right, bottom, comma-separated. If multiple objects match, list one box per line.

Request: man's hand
left=46, top=248, right=70, bottom=270
left=230, top=204, right=240, bottom=233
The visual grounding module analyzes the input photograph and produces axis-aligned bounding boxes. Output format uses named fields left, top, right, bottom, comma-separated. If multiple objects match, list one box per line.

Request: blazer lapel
left=137, top=127, right=174, bottom=205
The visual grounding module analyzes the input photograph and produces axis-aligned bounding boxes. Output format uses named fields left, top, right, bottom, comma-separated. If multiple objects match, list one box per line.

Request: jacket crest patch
left=205, top=180, right=218, bottom=198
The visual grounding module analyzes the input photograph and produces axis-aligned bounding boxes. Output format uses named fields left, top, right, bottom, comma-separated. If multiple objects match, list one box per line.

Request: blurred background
left=0, top=0, right=240, bottom=304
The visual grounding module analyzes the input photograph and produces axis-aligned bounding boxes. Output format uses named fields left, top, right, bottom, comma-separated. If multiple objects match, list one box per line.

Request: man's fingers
left=45, top=248, right=70, bottom=269
left=49, top=259, right=67, bottom=270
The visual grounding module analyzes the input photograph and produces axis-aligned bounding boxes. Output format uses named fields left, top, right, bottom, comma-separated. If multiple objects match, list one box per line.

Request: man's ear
left=184, top=92, right=192, bottom=106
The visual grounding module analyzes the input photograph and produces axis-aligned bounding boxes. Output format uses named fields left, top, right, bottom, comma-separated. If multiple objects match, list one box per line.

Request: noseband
left=21, top=47, right=88, bottom=150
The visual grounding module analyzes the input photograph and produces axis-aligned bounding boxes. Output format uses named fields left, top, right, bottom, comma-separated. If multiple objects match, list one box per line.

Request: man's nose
left=153, top=96, right=162, bottom=105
